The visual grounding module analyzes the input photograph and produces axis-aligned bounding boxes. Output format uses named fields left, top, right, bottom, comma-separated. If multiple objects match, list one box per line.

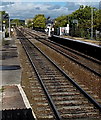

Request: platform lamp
left=5, top=12, right=10, bottom=37
left=32, top=22, right=33, bottom=30
left=2, top=20, right=6, bottom=38
left=2, top=13, right=9, bottom=38
left=8, top=14, right=11, bottom=38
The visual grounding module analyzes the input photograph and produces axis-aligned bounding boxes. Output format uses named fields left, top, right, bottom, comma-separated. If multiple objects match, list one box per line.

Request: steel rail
left=28, top=38, right=101, bottom=111
left=26, top=30, right=101, bottom=64
left=46, top=38, right=101, bottom=65
left=19, top=37, right=62, bottom=120
left=17, top=28, right=101, bottom=114
left=25, top=31, right=101, bottom=77
left=37, top=39, right=101, bottom=77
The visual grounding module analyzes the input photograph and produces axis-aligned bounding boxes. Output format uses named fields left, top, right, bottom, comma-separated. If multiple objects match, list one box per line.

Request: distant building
left=57, top=24, right=69, bottom=36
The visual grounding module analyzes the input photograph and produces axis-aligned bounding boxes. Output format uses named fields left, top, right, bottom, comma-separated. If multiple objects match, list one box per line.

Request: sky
left=0, top=0, right=101, bottom=20
left=1, top=0, right=101, bottom=2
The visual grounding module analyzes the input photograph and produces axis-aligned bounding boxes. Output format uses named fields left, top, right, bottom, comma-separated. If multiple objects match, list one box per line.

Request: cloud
left=2, top=0, right=20, bottom=2
left=1, top=1, right=100, bottom=20
left=1, top=2, right=69, bottom=19
left=0, top=2, right=14, bottom=6
left=1, top=0, right=101, bottom=2
left=35, top=7, right=40, bottom=10
left=65, top=2, right=80, bottom=10
left=21, top=0, right=101, bottom=2
left=47, top=5, right=61, bottom=10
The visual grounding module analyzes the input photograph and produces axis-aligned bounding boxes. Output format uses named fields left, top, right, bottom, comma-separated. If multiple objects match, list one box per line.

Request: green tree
left=54, top=15, right=68, bottom=28
left=33, top=14, right=46, bottom=29
left=11, top=19, right=21, bottom=27
left=54, top=5, right=100, bottom=40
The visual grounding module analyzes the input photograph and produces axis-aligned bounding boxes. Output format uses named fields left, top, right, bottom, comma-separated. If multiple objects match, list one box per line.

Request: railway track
left=16, top=28, right=101, bottom=119
left=23, top=28, right=101, bottom=77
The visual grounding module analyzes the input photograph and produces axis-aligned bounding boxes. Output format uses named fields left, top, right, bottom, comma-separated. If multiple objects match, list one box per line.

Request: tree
left=11, top=19, right=21, bottom=27
left=33, top=14, right=46, bottom=29
left=54, top=5, right=100, bottom=40
left=54, top=15, right=68, bottom=28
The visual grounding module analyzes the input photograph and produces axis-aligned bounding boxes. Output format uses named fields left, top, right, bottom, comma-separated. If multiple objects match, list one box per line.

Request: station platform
left=63, top=35, right=101, bottom=46
left=0, top=37, right=36, bottom=119
left=50, top=35, right=101, bottom=61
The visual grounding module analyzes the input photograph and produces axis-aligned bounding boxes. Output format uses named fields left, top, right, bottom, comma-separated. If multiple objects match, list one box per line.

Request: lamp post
left=32, top=22, right=33, bottom=30
left=8, top=14, right=11, bottom=37
left=0, top=12, right=2, bottom=48
left=9, top=15, right=10, bottom=37
left=2, top=20, right=6, bottom=38
left=5, top=12, right=10, bottom=37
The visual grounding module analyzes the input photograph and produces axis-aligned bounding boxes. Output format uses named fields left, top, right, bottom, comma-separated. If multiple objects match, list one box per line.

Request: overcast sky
left=2, top=0, right=101, bottom=2
left=0, top=0, right=100, bottom=20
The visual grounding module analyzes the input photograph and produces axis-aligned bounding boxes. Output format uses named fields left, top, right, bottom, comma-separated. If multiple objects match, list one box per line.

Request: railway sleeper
left=60, top=109, right=99, bottom=115
left=31, top=86, right=42, bottom=89
left=41, top=78, right=67, bottom=82
left=51, top=96, right=86, bottom=101
left=32, top=93, right=46, bottom=97
left=33, top=97, right=46, bottom=101
left=43, top=80, right=71, bottom=84
left=43, top=82, right=72, bottom=86
left=31, top=89, right=43, bottom=92
left=47, top=85, right=74, bottom=89
left=37, top=115, right=54, bottom=119
left=55, top=100, right=89, bottom=105
left=58, top=105, right=98, bottom=111
left=41, top=75, right=65, bottom=79
left=50, top=92, right=80, bottom=96
left=47, top=88, right=78, bottom=93
left=61, top=112, right=100, bottom=119
left=47, top=86, right=77, bottom=91
left=35, top=108, right=53, bottom=114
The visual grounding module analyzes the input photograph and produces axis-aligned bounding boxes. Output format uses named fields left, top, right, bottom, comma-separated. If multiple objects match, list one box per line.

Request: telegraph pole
left=91, top=7, right=93, bottom=40
left=0, top=12, right=2, bottom=40
left=8, top=2, right=11, bottom=37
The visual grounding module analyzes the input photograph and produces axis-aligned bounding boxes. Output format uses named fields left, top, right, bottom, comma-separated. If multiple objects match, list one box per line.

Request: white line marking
left=17, top=84, right=37, bottom=120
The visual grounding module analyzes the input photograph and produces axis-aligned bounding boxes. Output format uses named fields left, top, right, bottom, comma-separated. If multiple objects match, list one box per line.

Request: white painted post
left=66, top=24, right=69, bottom=35
left=47, top=26, right=51, bottom=37
left=3, top=24, right=5, bottom=38
left=60, top=27, right=62, bottom=36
